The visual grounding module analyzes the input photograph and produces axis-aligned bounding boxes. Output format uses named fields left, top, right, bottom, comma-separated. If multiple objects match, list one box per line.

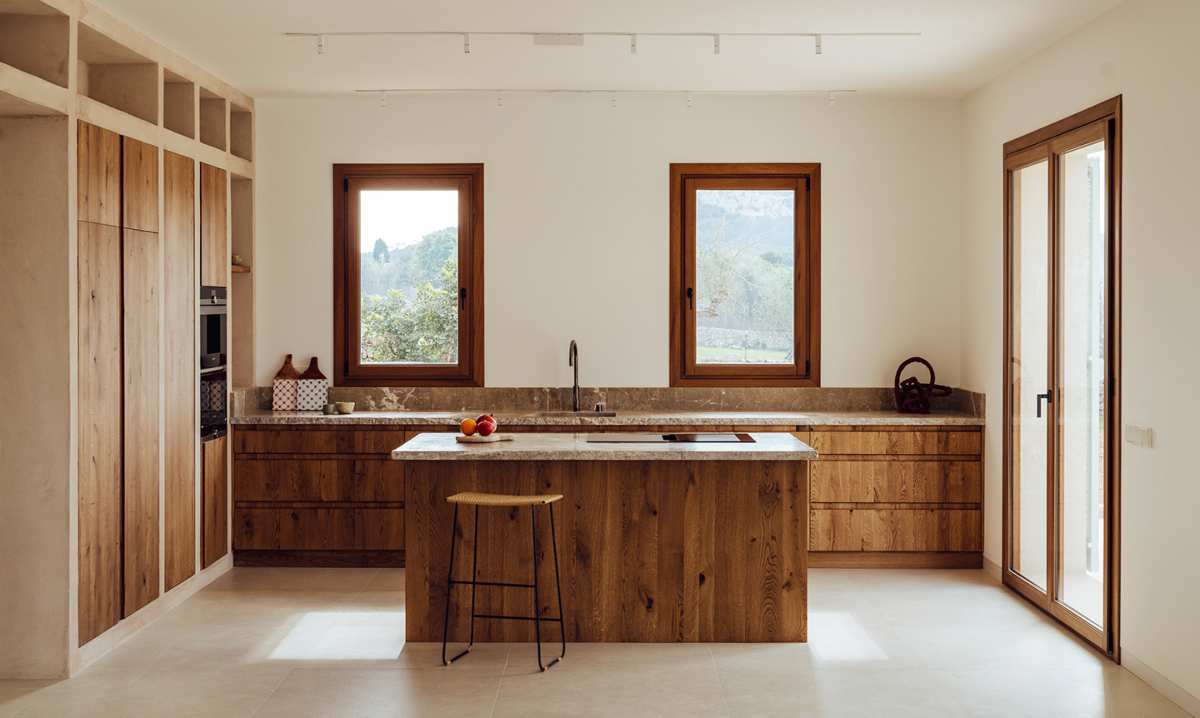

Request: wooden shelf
left=231, top=264, right=250, bottom=273
left=0, top=1, right=70, bottom=89
left=77, top=23, right=158, bottom=125
left=162, top=68, right=194, bottom=138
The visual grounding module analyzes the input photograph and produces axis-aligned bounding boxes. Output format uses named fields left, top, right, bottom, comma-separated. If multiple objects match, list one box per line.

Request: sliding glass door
left=1004, top=99, right=1121, bottom=657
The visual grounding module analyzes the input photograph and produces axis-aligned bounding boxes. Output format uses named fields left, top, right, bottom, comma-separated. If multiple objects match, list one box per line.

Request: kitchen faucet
left=568, top=340, right=580, bottom=412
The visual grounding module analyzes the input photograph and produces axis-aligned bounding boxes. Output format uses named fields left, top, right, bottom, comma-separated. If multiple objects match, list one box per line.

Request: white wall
left=254, top=94, right=962, bottom=388
left=961, top=0, right=1200, bottom=704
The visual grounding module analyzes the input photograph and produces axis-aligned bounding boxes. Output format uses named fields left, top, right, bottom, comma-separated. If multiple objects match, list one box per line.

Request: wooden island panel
left=405, top=459, right=808, bottom=643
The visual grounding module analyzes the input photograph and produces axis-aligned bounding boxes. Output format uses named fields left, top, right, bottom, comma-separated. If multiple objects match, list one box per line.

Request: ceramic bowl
left=335, top=401, right=355, bottom=414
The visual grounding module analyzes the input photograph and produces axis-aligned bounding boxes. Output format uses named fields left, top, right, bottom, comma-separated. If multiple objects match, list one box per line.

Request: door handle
left=1036, top=391, right=1052, bottom=419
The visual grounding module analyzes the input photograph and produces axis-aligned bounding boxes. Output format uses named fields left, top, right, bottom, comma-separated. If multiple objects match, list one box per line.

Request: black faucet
left=568, top=339, right=580, bottom=412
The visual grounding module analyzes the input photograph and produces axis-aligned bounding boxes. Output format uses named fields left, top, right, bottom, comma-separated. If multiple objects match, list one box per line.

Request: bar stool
left=441, top=491, right=566, bottom=672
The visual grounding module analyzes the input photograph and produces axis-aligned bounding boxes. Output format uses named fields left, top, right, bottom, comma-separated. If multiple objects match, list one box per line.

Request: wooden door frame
left=1001, top=96, right=1122, bottom=660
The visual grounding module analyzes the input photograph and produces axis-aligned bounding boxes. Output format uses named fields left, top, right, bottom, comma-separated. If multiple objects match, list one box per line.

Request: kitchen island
left=393, top=431, right=817, bottom=643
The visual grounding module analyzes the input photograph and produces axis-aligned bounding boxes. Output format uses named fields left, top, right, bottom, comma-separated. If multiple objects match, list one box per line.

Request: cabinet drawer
left=232, top=428, right=408, bottom=455
left=234, top=507, right=403, bottom=550
left=234, top=458, right=405, bottom=502
left=810, top=461, right=981, bottom=503
left=805, top=429, right=981, bottom=456
left=810, top=508, right=981, bottom=552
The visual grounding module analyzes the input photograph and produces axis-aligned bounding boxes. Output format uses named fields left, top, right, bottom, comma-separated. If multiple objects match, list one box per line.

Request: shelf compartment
left=77, top=22, right=158, bottom=125
left=162, top=68, right=194, bottom=138
left=0, top=0, right=70, bottom=89
left=230, top=174, right=254, bottom=387
left=230, top=102, right=251, bottom=161
left=198, top=86, right=226, bottom=150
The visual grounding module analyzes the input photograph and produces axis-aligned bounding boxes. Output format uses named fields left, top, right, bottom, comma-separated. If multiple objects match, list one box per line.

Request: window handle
left=686, top=287, right=694, bottom=310
left=1036, top=390, right=1052, bottom=419
left=459, top=287, right=467, bottom=309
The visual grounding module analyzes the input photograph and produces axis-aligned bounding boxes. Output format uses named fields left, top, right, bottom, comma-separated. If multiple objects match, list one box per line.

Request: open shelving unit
left=230, top=102, right=252, bottom=161
left=0, top=0, right=70, bottom=88
left=230, top=174, right=254, bottom=388
left=77, top=22, right=158, bottom=124
left=198, top=86, right=226, bottom=150
left=162, top=68, right=194, bottom=138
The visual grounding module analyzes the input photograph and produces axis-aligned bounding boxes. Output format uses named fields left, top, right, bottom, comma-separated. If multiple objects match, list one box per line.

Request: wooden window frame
left=1001, top=96, right=1122, bottom=660
left=333, top=163, right=484, bottom=387
left=669, top=163, right=821, bottom=387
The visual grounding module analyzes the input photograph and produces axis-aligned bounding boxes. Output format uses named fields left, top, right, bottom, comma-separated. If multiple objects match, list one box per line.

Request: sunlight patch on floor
left=809, top=611, right=889, bottom=662
left=269, top=611, right=405, bottom=660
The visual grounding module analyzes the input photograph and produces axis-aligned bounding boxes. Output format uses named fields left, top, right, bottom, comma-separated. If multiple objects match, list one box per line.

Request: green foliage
left=360, top=228, right=459, bottom=364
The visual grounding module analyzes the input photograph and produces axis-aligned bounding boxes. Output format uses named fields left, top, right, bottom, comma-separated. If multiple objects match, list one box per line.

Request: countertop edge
left=229, top=411, right=984, bottom=427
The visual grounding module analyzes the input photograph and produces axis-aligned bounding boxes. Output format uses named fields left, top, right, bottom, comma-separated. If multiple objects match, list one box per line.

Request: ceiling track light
left=815, top=34, right=822, bottom=55
left=463, top=33, right=471, bottom=54
left=630, top=34, right=638, bottom=54
left=713, top=34, right=721, bottom=55
left=316, top=34, right=325, bottom=55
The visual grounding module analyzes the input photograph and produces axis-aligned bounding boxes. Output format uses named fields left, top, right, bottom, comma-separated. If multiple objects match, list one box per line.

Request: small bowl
left=335, top=401, right=356, bottom=415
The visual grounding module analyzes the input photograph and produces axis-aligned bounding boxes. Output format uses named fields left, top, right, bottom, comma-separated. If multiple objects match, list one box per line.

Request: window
left=669, top=163, right=820, bottom=386
left=333, top=164, right=484, bottom=386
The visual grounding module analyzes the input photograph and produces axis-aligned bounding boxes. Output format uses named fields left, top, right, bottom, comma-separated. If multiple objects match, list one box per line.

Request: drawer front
left=234, top=507, right=403, bottom=550
left=234, top=459, right=405, bottom=502
left=232, top=428, right=408, bottom=455
left=810, top=508, right=982, bottom=552
left=810, top=461, right=981, bottom=503
left=806, top=430, right=981, bottom=456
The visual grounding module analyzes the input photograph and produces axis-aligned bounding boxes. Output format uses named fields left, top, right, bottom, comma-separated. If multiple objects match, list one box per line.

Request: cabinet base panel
left=809, top=551, right=982, bottom=569
left=233, top=550, right=405, bottom=567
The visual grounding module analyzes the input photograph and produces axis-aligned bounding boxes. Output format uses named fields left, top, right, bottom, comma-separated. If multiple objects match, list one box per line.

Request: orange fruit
left=460, top=418, right=477, bottom=436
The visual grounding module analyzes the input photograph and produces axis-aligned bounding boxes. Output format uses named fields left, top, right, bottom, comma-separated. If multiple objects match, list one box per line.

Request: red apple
left=476, top=413, right=494, bottom=424
left=476, top=418, right=497, bottom=437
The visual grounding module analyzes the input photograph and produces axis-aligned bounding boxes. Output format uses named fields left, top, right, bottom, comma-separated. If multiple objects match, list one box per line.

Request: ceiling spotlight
left=496, top=92, right=503, bottom=108
left=463, top=33, right=471, bottom=54
left=630, top=34, right=638, bottom=54
left=815, top=34, right=823, bottom=55
left=379, top=93, right=390, bottom=109
left=713, top=34, right=721, bottom=55
left=827, top=91, right=836, bottom=106
left=686, top=92, right=693, bottom=109
left=316, top=34, right=326, bottom=55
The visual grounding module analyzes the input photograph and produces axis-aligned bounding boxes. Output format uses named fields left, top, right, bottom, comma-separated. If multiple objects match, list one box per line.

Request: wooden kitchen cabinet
left=122, top=227, right=161, bottom=616
left=231, top=426, right=408, bottom=566
left=802, top=425, right=984, bottom=568
left=202, top=434, right=229, bottom=568
left=77, top=121, right=120, bottom=227
left=122, top=136, right=158, bottom=232
left=163, top=151, right=196, bottom=591
left=76, top=220, right=123, bottom=645
left=200, top=162, right=227, bottom=287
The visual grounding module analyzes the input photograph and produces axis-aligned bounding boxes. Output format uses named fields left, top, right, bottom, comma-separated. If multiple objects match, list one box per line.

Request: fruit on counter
left=459, top=417, right=477, bottom=436
left=476, top=417, right=497, bottom=436
left=475, top=413, right=494, bottom=424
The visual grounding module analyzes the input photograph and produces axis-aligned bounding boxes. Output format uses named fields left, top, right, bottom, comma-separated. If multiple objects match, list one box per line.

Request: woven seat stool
left=441, top=491, right=566, bottom=672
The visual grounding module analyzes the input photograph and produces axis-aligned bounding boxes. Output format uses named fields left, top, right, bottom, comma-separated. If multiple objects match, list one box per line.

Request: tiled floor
left=0, top=568, right=1189, bottom=717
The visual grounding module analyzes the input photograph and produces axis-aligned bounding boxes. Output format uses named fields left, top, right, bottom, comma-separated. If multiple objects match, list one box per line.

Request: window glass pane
left=358, top=189, right=459, bottom=365
left=694, top=189, right=794, bottom=364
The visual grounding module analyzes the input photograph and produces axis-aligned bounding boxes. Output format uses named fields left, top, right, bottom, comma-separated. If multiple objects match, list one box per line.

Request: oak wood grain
left=810, top=460, right=982, bottom=503
left=77, top=121, right=120, bottom=227
left=233, top=458, right=405, bottom=502
left=121, top=136, right=158, bottom=232
left=809, top=508, right=982, bottom=552
left=77, top=220, right=122, bottom=645
left=202, top=434, right=229, bottom=568
left=163, top=151, right=196, bottom=591
left=122, top=227, right=161, bottom=617
left=405, top=459, right=807, bottom=643
left=200, top=162, right=227, bottom=287
left=233, top=428, right=408, bottom=455
left=805, top=429, right=981, bottom=456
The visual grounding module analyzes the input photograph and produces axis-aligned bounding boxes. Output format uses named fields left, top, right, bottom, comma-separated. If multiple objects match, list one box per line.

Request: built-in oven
left=200, top=286, right=228, bottom=438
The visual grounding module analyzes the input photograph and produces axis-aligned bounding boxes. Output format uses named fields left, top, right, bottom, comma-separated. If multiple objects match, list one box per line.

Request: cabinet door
left=200, top=162, right=227, bottom=287
left=122, top=137, right=158, bottom=232
left=164, top=151, right=196, bottom=591
left=77, top=121, right=120, bottom=227
left=77, top=221, right=122, bottom=645
left=203, top=434, right=229, bottom=568
left=123, top=227, right=161, bottom=617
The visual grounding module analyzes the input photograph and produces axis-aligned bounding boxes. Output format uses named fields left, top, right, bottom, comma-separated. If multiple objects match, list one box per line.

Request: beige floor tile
left=252, top=668, right=502, bottom=718
left=1, top=568, right=1188, bottom=718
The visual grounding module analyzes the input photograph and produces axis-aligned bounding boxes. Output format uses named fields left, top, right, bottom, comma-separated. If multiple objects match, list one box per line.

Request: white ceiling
left=93, top=0, right=1121, bottom=98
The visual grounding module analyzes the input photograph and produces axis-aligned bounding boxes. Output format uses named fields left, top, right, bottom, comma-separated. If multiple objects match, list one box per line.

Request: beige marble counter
left=391, top=431, right=818, bottom=461
left=230, top=409, right=983, bottom=427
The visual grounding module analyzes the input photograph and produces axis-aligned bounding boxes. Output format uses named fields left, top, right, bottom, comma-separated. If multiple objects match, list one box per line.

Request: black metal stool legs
left=443, top=501, right=566, bottom=672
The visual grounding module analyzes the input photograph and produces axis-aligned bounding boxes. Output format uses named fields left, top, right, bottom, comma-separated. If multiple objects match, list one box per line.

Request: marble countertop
left=391, top=432, right=818, bottom=461
left=230, top=409, right=983, bottom=427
